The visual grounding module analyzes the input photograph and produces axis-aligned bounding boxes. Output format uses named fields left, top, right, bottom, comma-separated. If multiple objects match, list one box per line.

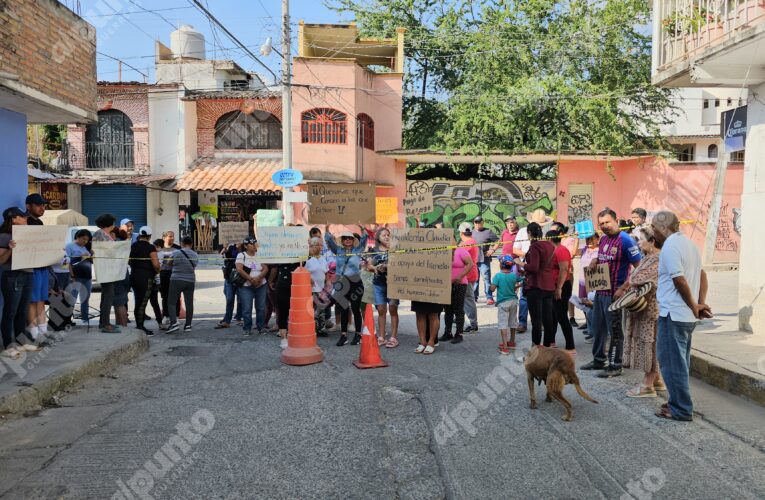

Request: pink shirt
left=452, top=247, right=471, bottom=285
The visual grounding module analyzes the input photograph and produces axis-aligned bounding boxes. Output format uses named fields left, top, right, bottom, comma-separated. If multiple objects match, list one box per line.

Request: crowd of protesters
left=0, top=199, right=709, bottom=421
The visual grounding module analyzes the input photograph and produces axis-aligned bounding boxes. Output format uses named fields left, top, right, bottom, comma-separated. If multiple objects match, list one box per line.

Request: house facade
left=651, top=0, right=765, bottom=333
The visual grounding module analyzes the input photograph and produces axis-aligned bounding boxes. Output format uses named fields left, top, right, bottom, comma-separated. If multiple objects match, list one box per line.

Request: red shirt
left=551, top=244, right=572, bottom=285
left=460, top=237, right=479, bottom=282
left=523, top=240, right=556, bottom=291
left=500, top=229, right=518, bottom=257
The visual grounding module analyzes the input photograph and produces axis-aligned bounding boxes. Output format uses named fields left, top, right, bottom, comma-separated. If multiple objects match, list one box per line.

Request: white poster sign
left=92, top=241, right=131, bottom=284
left=11, top=225, right=68, bottom=270
left=257, top=226, right=310, bottom=264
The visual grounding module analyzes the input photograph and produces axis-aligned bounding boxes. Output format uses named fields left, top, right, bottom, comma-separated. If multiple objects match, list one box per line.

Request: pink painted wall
left=557, top=158, right=743, bottom=263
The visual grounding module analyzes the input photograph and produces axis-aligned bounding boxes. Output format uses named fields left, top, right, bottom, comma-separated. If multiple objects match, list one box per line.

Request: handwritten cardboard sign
left=388, top=228, right=453, bottom=304
left=92, top=241, right=131, bottom=284
left=218, top=222, right=249, bottom=245
left=306, top=182, right=376, bottom=225
left=257, top=226, right=310, bottom=264
left=11, top=225, right=68, bottom=270
left=584, top=263, right=612, bottom=293
left=403, top=191, right=433, bottom=217
left=376, top=197, right=399, bottom=224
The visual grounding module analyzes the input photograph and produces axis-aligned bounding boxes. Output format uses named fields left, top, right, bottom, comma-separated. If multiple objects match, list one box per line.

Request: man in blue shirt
left=581, top=208, right=641, bottom=377
left=120, top=218, right=139, bottom=244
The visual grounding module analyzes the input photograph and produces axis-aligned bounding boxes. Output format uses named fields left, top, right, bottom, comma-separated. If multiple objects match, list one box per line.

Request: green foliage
left=42, top=125, right=66, bottom=151
left=326, top=0, right=675, bottom=158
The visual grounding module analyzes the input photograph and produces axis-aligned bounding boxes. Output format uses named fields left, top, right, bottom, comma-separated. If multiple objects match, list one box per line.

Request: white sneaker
left=26, top=325, right=39, bottom=341
left=280, top=338, right=288, bottom=349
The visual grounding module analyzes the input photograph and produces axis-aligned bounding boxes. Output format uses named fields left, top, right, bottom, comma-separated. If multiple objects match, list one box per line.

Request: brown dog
left=525, top=345, right=598, bottom=421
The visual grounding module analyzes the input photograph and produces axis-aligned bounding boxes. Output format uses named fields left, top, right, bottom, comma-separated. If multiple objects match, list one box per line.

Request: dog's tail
left=572, top=375, right=598, bottom=404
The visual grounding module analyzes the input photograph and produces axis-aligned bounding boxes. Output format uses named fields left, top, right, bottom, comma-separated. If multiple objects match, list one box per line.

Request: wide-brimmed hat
left=526, top=208, right=553, bottom=226
left=608, top=282, right=653, bottom=313
left=336, top=231, right=359, bottom=246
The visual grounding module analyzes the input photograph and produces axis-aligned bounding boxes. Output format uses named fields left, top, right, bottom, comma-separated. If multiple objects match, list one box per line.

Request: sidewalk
left=692, top=270, right=765, bottom=405
left=0, top=327, right=148, bottom=416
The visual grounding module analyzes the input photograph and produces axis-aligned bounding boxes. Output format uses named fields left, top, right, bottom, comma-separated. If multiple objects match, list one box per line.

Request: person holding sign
left=66, top=229, right=94, bottom=325
left=92, top=214, right=121, bottom=333
left=514, top=222, right=556, bottom=347
left=325, top=225, right=368, bottom=347
left=440, top=246, right=474, bottom=347
left=236, top=237, right=270, bottom=336
left=0, top=207, right=40, bottom=359
left=366, top=228, right=400, bottom=348
left=580, top=208, right=641, bottom=377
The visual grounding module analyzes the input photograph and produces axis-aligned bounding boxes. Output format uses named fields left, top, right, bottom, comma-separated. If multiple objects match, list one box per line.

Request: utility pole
left=281, top=0, right=294, bottom=224
left=703, top=143, right=728, bottom=266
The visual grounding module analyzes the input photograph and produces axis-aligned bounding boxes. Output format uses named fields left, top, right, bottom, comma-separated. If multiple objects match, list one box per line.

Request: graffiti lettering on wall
left=566, top=183, right=593, bottom=227
left=406, top=180, right=557, bottom=236
left=715, top=203, right=739, bottom=252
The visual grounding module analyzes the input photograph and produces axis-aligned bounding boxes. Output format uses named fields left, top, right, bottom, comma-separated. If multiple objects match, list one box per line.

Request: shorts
left=497, top=299, right=519, bottom=329
left=30, top=268, right=49, bottom=302
left=373, top=283, right=399, bottom=306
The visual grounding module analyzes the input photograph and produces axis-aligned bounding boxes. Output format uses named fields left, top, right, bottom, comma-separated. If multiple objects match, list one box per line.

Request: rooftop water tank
left=170, top=25, right=206, bottom=60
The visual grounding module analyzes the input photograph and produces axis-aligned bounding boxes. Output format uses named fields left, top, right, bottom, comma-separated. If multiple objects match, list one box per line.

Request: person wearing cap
left=471, top=216, right=499, bottom=305
left=24, top=193, right=50, bottom=341
left=236, top=237, right=270, bottom=336
left=120, top=218, right=139, bottom=244
left=614, top=225, right=665, bottom=398
left=0, top=207, right=41, bottom=358
left=128, top=226, right=161, bottom=335
left=457, top=222, right=480, bottom=333
left=325, top=224, right=368, bottom=346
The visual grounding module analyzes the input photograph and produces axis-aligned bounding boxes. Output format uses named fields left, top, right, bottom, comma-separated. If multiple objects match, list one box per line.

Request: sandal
left=1, top=348, right=21, bottom=360
left=18, top=344, right=41, bottom=353
left=377, top=336, right=386, bottom=346
left=423, top=345, right=435, bottom=355
left=655, top=407, right=674, bottom=419
left=414, top=344, right=425, bottom=353
left=626, top=385, right=657, bottom=398
left=654, top=382, right=667, bottom=392
left=214, top=322, right=230, bottom=329
left=385, top=337, right=399, bottom=348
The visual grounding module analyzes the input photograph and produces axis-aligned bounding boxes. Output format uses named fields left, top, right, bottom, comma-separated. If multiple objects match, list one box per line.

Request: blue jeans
left=591, top=294, right=624, bottom=366
left=1, top=270, right=33, bottom=348
left=222, top=281, right=243, bottom=324
left=69, top=277, right=92, bottom=321
left=473, top=261, right=493, bottom=300
left=518, top=293, right=528, bottom=327
left=238, top=284, right=267, bottom=332
left=657, top=314, right=696, bottom=420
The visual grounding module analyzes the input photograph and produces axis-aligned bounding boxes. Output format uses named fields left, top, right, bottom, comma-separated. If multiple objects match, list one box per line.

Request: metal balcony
left=85, top=142, right=136, bottom=171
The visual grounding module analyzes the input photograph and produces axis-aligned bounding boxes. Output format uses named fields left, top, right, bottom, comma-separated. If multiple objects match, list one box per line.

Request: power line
left=125, top=0, right=177, bottom=30
left=86, top=5, right=193, bottom=17
left=187, top=0, right=275, bottom=83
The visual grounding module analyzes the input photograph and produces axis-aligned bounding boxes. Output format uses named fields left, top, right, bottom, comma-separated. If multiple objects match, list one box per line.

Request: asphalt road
left=0, top=269, right=762, bottom=499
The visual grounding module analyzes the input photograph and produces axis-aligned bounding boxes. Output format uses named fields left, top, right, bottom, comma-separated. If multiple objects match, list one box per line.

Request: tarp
left=40, top=209, right=88, bottom=227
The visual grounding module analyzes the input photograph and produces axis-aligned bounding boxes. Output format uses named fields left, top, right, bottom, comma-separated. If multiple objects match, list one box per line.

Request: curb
left=690, top=351, right=765, bottom=407
left=0, top=332, right=149, bottom=416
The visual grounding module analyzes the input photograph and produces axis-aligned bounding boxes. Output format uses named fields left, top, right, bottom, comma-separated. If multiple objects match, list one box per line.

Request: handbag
left=228, top=264, right=251, bottom=287
left=71, top=256, right=93, bottom=280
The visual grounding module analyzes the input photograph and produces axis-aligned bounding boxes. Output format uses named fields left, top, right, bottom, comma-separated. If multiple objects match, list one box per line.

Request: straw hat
left=526, top=208, right=553, bottom=226
left=608, top=282, right=654, bottom=313
left=335, top=231, right=359, bottom=247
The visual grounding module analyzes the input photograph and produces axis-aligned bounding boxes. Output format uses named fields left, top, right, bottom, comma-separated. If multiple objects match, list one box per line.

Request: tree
left=325, top=0, right=674, bottom=157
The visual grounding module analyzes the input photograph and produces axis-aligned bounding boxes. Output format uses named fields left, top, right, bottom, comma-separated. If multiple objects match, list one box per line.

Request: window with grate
left=301, top=108, right=347, bottom=144
left=674, top=144, right=695, bottom=162
left=708, top=144, right=718, bottom=159
left=731, top=150, right=745, bottom=162
left=215, top=110, right=282, bottom=150
left=357, top=113, right=375, bottom=150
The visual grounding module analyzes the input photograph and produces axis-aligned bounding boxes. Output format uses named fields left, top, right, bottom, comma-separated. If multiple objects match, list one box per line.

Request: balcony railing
left=658, top=0, right=765, bottom=68
left=85, top=142, right=136, bottom=171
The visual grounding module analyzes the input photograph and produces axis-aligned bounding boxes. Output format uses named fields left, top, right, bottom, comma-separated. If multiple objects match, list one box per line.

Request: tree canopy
left=325, top=0, right=674, bottom=156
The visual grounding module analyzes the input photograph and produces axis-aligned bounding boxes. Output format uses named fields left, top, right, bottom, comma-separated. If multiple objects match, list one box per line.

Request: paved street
left=0, top=268, right=763, bottom=499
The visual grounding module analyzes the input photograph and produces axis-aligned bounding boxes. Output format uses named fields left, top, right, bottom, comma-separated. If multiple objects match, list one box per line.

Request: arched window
left=357, top=113, right=374, bottom=150
left=85, top=109, right=134, bottom=170
left=708, top=144, right=718, bottom=159
left=215, top=110, right=282, bottom=150
left=301, top=108, right=347, bottom=144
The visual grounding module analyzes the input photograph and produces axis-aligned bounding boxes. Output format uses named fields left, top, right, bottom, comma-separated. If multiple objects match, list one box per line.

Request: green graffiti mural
left=406, top=180, right=557, bottom=237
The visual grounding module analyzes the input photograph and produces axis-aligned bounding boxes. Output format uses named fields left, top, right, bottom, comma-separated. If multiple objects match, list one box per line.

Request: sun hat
left=526, top=208, right=553, bottom=226
left=335, top=231, right=359, bottom=246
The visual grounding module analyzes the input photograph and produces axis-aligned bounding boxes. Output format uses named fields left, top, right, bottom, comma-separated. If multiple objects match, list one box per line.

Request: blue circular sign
left=272, top=169, right=303, bottom=188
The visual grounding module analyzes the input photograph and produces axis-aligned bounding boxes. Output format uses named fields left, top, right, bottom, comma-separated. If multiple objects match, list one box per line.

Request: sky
left=75, top=0, right=352, bottom=83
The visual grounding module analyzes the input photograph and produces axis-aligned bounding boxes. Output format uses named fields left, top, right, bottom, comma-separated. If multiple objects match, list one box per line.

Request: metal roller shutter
left=81, top=185, right=147, bottom=227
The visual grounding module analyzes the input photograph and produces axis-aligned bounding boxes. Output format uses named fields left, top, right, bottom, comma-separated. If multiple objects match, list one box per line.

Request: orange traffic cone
left=281, top=267, right=324, bottom=366
left=353, top=303, right=389, bottom=369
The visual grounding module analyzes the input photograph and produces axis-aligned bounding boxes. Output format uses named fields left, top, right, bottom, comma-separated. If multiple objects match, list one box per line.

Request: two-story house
left=651, top=0, right=765, bottom=333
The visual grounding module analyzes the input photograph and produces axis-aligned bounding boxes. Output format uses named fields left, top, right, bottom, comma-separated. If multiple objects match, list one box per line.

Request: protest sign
left=376, top=197, right=399, bottom=224
left=257, top=226, right=310, bottom=264
left=218, top=222, right=249, bottom=244
left=403, top=191, right=433, bottom=217
left=584, top=263, right=612, bottom=293
left=388, top=228, right=453, bottom=304
left=11, top=225, right=68, bottom=270
left=256, top=209, right=284, bottom=228
left=92, top=241, right=131, bottom=284
left=306, top=182, right=376, bottom=225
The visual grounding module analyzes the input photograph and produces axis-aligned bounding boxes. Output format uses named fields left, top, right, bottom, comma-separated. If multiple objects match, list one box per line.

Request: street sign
left=272, top=169, right=303, bottom=188
left=721, top=105, right=747, bottom=152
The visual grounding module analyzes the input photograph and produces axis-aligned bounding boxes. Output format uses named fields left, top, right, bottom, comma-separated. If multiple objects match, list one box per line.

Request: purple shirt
left=597, top=231, right=641, bottom=296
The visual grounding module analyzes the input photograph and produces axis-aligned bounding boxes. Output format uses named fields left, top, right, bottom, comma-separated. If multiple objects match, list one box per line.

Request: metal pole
left=282, top=0, right=294, bottom=224
left=702, top=143, right=728, bottom=266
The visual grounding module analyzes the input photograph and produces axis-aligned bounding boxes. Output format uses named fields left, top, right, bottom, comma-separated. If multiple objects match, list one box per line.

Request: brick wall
left=98, top=85, right=150, bottom=172
left=0, top=0, right=96, bottom=114
left=195, top=97, right=282, bottom=157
